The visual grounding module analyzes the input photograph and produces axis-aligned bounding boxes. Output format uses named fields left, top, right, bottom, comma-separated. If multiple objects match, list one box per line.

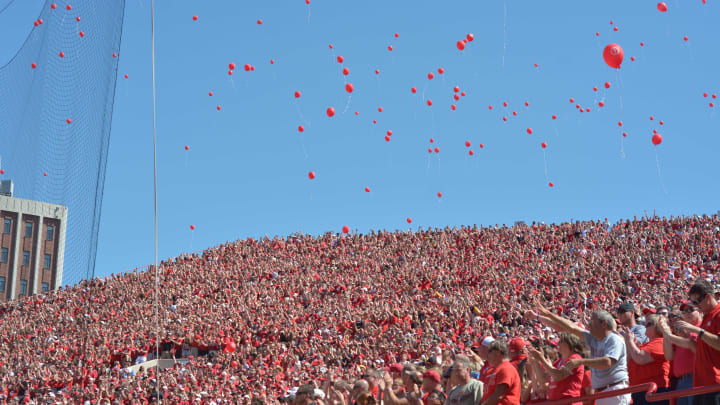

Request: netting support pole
left=151, top=0, right=161, bottom=402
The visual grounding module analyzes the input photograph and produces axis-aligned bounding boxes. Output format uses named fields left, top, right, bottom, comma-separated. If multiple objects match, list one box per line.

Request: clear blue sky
left=1, top=0, right=718, bottom=280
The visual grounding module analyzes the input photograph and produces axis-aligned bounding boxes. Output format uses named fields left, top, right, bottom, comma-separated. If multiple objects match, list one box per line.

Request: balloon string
left=553, top=123, right=560, bottom=138
left=306, top=5, right=311, bottom=24
left=299, top=138, right=309, bottom=160
left=190, top=230, right=194, bottom=251
left=421, top=81, right=429, bottom=102
left=655, top=150, right=669, bottom=195
left=342, top=94, right=352, bottom=114
left=619, top=136, right=626, bottom=159
left=229, top=76, right=236, bottom=90
left=542, top=150, right=549, bottom=182
left=294, top=101, right=307, bottom=125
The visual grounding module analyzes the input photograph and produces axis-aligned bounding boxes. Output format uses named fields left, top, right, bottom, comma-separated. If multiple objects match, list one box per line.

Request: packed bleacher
left=0, top=214, right=719, bottom=404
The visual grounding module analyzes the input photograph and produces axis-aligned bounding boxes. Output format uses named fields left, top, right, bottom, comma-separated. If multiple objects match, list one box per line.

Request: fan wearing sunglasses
left=622, top=314, right=671, bottom=405
left=673, top=280, right=720, bottom=405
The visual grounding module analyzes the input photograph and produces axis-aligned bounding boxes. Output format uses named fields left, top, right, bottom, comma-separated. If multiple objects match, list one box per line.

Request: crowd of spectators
left=0, top=214, right=718, bottom=404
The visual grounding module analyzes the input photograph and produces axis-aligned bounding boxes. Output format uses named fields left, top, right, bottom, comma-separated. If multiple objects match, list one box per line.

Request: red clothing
left=672, top=331, right=698, bottom=377
left=479, top=362, right=495, bottom=384
left=694, top=303, right=720, bottom=387
left=483, top=361, right=521, bottom=405
left=581, top=369, right=595, bottom=405
left=548, top=353, right=584, bottom=404
left=628, top=337, right=670, bottom=388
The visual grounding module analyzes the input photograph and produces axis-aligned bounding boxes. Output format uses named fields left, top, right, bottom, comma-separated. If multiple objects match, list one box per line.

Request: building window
left=46, top=225, right=54, bottom=241
left=20, top=280, right=27, bottom=296
left=1, top=248, right=7, bottom=263
left=24, top=222, right=32, bottom=237
left=3, top=219, right=10, bottom=234
left=0, top=277, right=4, bottom=292
left=22, top=251, right=30, bottom=266
left=42, top=282, right=49, bottom=293
left=44, top=254, right=51, bottom=269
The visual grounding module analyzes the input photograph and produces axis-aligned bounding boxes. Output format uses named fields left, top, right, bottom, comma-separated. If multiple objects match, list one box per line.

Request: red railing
left=536, top=382, right=720, bottom=405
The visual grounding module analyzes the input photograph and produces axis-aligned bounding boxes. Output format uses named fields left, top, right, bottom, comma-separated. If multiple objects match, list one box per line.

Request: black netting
left=0, top=0, right=125, bottom=284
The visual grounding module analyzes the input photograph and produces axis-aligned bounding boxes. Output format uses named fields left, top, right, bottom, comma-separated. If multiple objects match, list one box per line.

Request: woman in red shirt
left=529, top=332, right=585, bottom=405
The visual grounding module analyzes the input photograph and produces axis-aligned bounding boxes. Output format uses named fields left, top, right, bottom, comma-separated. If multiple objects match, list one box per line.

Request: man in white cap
left=467, top=336, right=496, bottom=384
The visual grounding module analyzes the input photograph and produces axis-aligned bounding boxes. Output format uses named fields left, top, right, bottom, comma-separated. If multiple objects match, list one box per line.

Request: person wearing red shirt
left=623, top=314, right=670, bottom=405
left=530, top=332, right=585, bottom=405
left=481, top=341, right=521, bottom=405
left=676, top=281, right=720, bottom=405
left=656, top=303, right=700, bottom=405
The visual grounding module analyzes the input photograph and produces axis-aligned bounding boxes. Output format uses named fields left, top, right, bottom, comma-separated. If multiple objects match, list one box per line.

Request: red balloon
left=75, top=16, right=80, bottom=22
left=345, top=83, right=354, bottom=93
left=524, top=101, right=529, bottom=107
left=451, top=104, right=456, bottom=111
left=454, top=94, right=460, bottom=101
left=618, top=121, right=623, bottom=127
left=337, top=55, right=344, bottom=63
left=427, top=99, right=433, bottom=106
left=411, top=87, right=417, bottom=93
left=244, top=64, right=251, bottom=71
left=326, top=107, right=335, bottom=117
left=461, top=91, right=466, bottom=97
left=229, top=62, right=236, bottom=70
left=438, top=67, right=445, bottom=74
left=66, top=4, right=71, bottom=10
left=650, top=116, right=654, bottom=121
left=0, top=170, right=4, bottom=174
left=437, top=192, right=443, bottom=197
left=395, top=33, right=399, bottom=38
left=503, top=101, right=508, bottom=107
left=192, top=15, right=198, bottom=21
left=298, top=125, right=305, bottom=132
left=364, top=187, right=370, bottom=193
left=217, top=105, right=221, bottom=111
left=683, top=36, right=689, bottom=42
left=659, top=120, right=664, bottom=125
left=541, top=142, right=547, bottom=149
left=59, top=51, right=65, bottom=58
left=603, top=43, right=624, bottom=68
left=388, top=46, right=393, bottom=51
left=66, top=118, right=72, bottom=124
left=613, top=27, right=618, bottom=32
left=43, top=172, right=47, bottom=177
left=488, top=105, right=493, bottom=110
left=308, top=171, right=316, bottom=179
left=294, top=91, right=301, bottom=98
left=454, top=86, right=460, bottom=93
left=79, top=31, right=85, bottom=38
left=384, top=136, right=390, bottom=142
left=342, top=67, right=349, bottom=75
left=548, top=182, right=554, bottom=187
left=468, top=150, right=474, bottom=156
left=406, top=218, right=412, bottom=224
left=569, top=98, right=574, bottom=103
left=456, top=41, right=465, bottom=50
left=593, top=87, right=598, bottom=92
left=228, top=70, right=233, bottom=76
left=623, top=132, right=627, bottom=137
left=427, top=72, right=434, bottom=80
left=208, top=92, right=213, bottom=96
left=466, top=33, right=474, bottom=42
left=479, top=144, right=484, bottom=148
left=512, top=111, right=517, bottom=116
left=526, top=128, right=533, bottom=134
left=329, top=44, right=333, bottom=49
left=428, top=148, right=432, bottom=153
left=375, top=69, right=380, bottom=74
left=257, top=19, right=263, bottom=25
left=429, top=138, right=434, bottom=143
left=652, top=133, right=663, bottom=145
left=604, top=81, right=611, bottom=89
left=552, top=114, right=557, bottom=120
left=378, top=107, right=383, bottom=112
left=51, top=3, right=56, bottom=9
left=112, top=53, right=117, bottom=58
left=184, top=145, right=189, bottom=150
left=31, top=63, right=37, bottom=69
left=657, top=2, right=668, bottom=12
left=465, top=141, right=471, bottom=147
left=598, top=101, right=605, bottom=107
left=270, top=59, right=274, bottom=64
left=124, top=74, right=128, bottom=79
left=342, top=225, right=349, bottom=234
left=190, top=224, right=195, bottom=230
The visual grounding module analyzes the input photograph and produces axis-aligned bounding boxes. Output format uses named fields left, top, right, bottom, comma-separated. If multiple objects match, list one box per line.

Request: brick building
left=0, top=188, right=67, bottom=301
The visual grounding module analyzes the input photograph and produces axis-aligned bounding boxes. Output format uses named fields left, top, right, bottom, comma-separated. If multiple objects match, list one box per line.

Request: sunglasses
left=645, top=322, right=655, bottom=327
left=691, top=294, right=707, bottom=306
left=683, top=307, right=696, bottom=313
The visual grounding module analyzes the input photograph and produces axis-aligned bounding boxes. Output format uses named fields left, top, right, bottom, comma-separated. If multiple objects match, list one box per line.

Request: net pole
left=151, top=0, right=161, bottom=401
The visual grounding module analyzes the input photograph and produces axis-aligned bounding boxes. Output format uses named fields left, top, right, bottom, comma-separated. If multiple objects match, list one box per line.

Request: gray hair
left=453, top=355, right=472, bottom=371
left=594, top=310, right=616, bottom=331
left=353, top=379, right=369, bottom=391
